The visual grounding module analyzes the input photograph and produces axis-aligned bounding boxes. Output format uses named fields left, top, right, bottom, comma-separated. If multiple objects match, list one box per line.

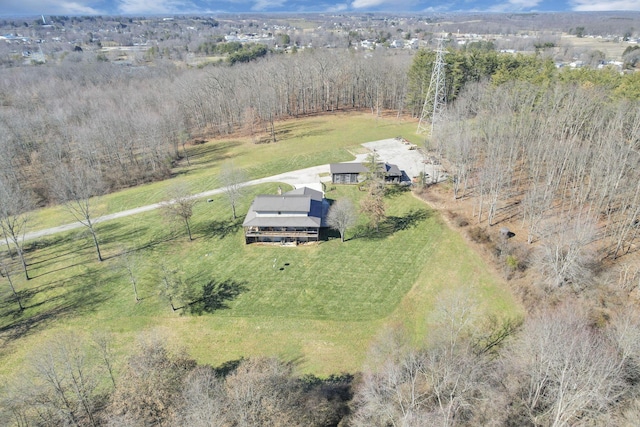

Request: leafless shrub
left=535, top=214, right=599, bottom=290
left=446, top=210, right=469, bottom=227
left=468, top=226, right=491, bottom=244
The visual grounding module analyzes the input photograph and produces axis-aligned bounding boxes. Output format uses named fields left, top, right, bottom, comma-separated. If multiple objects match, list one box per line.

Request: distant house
left=242, top=187, right=327, bottom=245
left=330, top=162, right=402, bottom=185
left=360, top=40, right=375, bottom=50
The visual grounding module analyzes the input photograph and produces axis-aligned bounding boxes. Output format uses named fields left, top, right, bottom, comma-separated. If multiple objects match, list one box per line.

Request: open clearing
left=0, top=113, right=520, bottom=380
left=560, top=34, right=629, bottom=60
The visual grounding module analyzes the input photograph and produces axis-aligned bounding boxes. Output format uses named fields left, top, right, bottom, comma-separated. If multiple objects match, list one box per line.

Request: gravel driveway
left=21, top=138, right=439, bottom=242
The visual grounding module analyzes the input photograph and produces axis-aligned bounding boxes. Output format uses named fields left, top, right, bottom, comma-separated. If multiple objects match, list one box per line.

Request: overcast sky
left=0, top=0, right=639, bottom=16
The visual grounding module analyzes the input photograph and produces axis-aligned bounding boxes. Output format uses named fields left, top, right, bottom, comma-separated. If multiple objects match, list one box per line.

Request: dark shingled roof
left=330, top=162, right=402, bottom=176
left=330, top=163, right=368, bottom=174
left=242, top=186, right=325, bottom=228
left=285, top=186, right=323, bottom=201
left=383, top=163, right=402, bottom=176
left=252, top=195, right=310, bottom=213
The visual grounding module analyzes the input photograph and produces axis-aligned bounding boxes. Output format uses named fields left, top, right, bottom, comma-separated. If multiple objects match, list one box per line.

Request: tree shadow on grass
left=0, top=305, right=74, bottom=344
left=24, top=231, right=81, bottom=257
left=384, top=184, right=412, bottom=198
left=201, top=219, right=242, bottom=240
left=181, top=279, right=247, bottom=315
left=25, top=234, right=93, bottom=270
left=0, top=282, right=61, bottom=318
left=101, top=232, right=179, bottom=262
left=0, top=267, right=109, bottom=343
left=354, top=208, right=430, bottom=240
left=387, top=208, right=430, bottom=232
left=213, top=358, right=244, bottom=377
left=323, top=228, right=342, bottom=241
left=183, top=140, right=243, bottom=169
left=24, top=223, right=150, bottom=279
left=96, top=222, right=150, bottom=247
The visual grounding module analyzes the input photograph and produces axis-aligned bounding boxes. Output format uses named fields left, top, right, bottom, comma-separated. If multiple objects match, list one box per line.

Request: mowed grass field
left=27, top=112, right=423, bottom=231
left=0, top=112, right=520, bottom=381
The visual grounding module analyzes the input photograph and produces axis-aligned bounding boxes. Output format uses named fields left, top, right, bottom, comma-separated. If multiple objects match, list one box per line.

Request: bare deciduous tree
left=224, top=357, right=300, bottom=427
left=91, top=330, right=117, bottom=389
left=535, top=213, right=598, bottom=290
left=0, top=177, right=33, bottom=279
left=161, top=184, right=198, bottom=241
left=220, top=162, right=247, bottom=220
left=107, top=332, right=196, bottom=426
left=503, top=304, right=626, bottom=426
left=118, top=249, right=141, bottom=303
left=7, top=333, right=102, bottom=427
left=352, top=292, right=501, bottom=427
left=326, top=198, right=357, bottom=242
left=179, top=366, right=229, bottom=427
left=53, top=161, right=105, bottom=262
left=0, top=254, right=23, bottom=310
left=159, top=264, right=180, bottom=311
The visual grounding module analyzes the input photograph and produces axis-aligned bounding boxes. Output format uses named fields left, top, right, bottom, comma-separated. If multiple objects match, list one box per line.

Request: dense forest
left=0, top=49, right=410, bottom=204
left=2, top=40, right=640, bottom=425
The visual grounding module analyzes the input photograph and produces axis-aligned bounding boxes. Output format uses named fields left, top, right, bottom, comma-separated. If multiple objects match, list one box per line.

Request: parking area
left=358, top=138, right=443, bottom=183
left=278, top=138, right=444, bottom=190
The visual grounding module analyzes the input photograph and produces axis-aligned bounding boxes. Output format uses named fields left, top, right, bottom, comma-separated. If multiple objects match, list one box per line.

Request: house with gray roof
left=242, top=186, right=327, bottom=244
left=330, top=162, right=402, bottom=185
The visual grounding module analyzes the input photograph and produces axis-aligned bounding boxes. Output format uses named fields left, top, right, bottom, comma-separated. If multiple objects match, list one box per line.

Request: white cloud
left=351, top=0, right=417, bottom=11
left=0, top=0, right=104, bottom=15
left=420, top=5, right=451, bottom=12
left=487, top=0, right=542, bottom=12
left=571, top=0, right=640, bottom=11
left=58, top=1, right=103, bottom=13
left=117, top=0, right=198, bottom=14
left=325, top=2, right=349, bottom=11
left=351, top=0, right=390, bottom=8
left=251, top=0, right=286, bottom=10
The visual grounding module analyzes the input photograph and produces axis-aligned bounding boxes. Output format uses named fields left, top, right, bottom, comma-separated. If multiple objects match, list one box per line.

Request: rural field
left=560, top=34, right=629, bottom=60
left=0, top=112, right=520, bottom=382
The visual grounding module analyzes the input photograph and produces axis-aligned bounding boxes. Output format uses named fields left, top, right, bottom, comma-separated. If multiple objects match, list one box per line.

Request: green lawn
left=0, top=112, right=519, bottom=381
left=27, top=112, right=422, bottom=231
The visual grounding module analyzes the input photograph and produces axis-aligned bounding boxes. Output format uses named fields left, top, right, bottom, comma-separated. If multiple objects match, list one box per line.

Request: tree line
left=405, top=48, right=640, bottom=291
left=4, top=47, right=638, bottom=210
left=0, top=49, right=410, bottom=207
left=408, top=47, right=640, bottom=119
left=430, top=78, right=640, bottom=288
left=0, top=330, right=353, bottom=426
left=3, top=294, right=640, bottom=426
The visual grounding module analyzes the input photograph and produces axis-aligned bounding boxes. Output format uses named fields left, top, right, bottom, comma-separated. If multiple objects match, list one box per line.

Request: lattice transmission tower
left=417, top=37, right=447, bottom=135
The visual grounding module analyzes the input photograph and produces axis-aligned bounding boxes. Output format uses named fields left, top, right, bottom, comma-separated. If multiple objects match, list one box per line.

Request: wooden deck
left=244, top=227, right=319, bottom=244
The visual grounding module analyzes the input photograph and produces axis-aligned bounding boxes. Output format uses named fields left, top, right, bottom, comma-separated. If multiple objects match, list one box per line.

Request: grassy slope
left=28, top=112, right=422, bottom=231
left=0, top=112, right=520, bottom=380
